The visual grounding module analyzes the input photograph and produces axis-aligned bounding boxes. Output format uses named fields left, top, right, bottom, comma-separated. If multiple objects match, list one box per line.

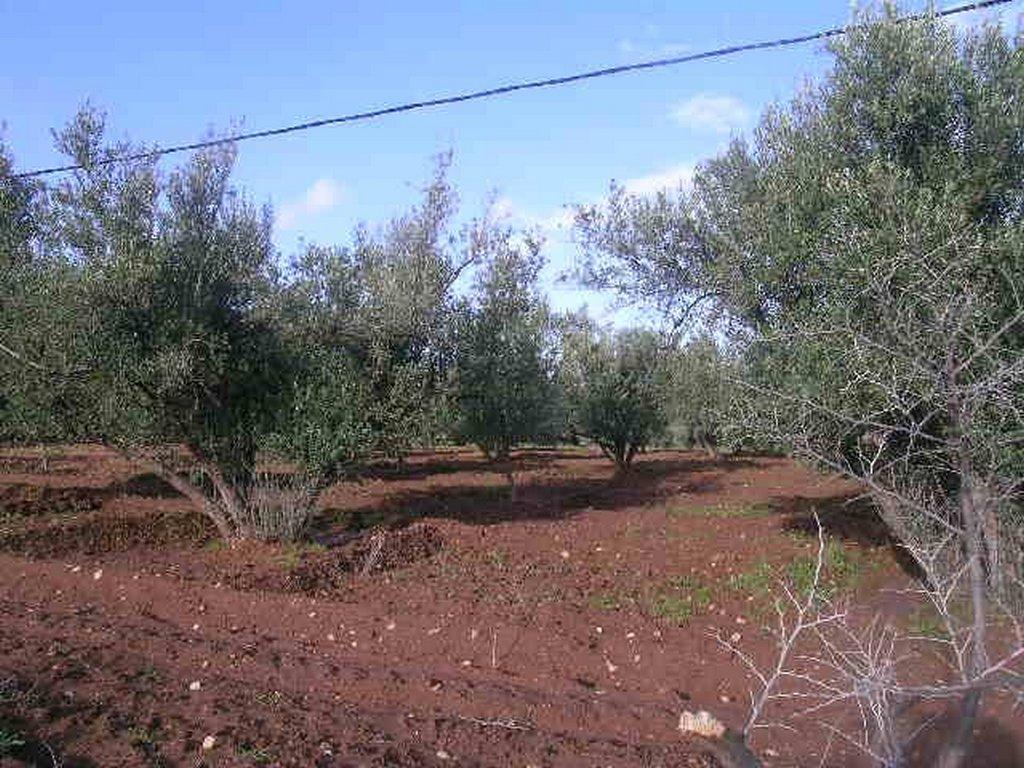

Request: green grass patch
left=127, top=725, right=161, bottom=749
left=728, top=560, right=775, bottom=598
left=486, top=548, right=508, bottom=568
left=787, top=541, right=864, bottom=600
left=729, top=541, right=864, bottom=606
left=645, top=575, right=713, bottom=625
left=665, top=501, right=774, bottom=520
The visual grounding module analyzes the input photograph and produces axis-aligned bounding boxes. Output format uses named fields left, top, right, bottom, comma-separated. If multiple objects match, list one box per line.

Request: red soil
left=0, top=446, right=1020, bottom=767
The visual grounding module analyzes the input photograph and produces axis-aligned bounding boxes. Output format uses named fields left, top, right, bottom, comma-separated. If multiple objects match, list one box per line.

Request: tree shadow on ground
left=113, top=472, right=182, bottom=499
left=776, top=493, right=925, bottom=581
left=353, top=447, right=601, bottom=482
left=319, top=451, right=760, bottom=534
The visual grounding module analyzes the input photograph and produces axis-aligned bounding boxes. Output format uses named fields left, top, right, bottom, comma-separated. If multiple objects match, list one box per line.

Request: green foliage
left=661, top=336, right=734, bottom=453
left=785, top=541, right=863, bottom=602
left=0, top=120, right=492, bottom=540
left=560, top=319, right=669, bottom=469
left=281, top=154, right=467, bottom=462
left=0, top=140, right=41, bottom=266
left=0, top=727, right=24, bottom=756
left=728, top=542, right=863, bottom=606
left=575, top=8, right=1024, bottom=598
left=453, top=223, right=560, bottom=459
left=906, top=607, right=949, bottom=639
left=0, top=108, right=374, bottom=539
left=727, top=560, right=775, bottom=599
left=237, top=743, right=274, bottom=764
left=589, top=590, right=626, bottom=611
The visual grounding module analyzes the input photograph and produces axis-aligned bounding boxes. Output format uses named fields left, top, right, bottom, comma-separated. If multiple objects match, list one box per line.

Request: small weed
left=133, top=664, right=163, bottom=687
left=589, top=591, right=625, bottom=611
left=0, top=679, right=21, bottom=704
left=728, top=561, right=774, bottom=598
left=906, top=608, right=948, bottom=639
left=786, top=541, right=863, bottom=601
left=646, top=576, right=712, bottom=625
left=648, top=593, right=696, bottom=623
left=730, top=542, right=863, bottom=607
left=277, top=542, right=326, bottom=570
left=623, top=521, right=644, bottom=539
left=486, top=548, right=508, bottom=568
left=253, top=690, right=282, bottom=709
left=0, top=728, right=25, bottom=756
left=204, top=538, right=227, bottom=553
left=237, top=743, right=274, bottom=764
left=128, top=725, right=160, bottom=748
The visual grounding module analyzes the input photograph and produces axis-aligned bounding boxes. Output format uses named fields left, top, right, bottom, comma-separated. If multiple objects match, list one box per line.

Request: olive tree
left=662, top=336, right=732, bottom=456
left=1, top=108, right=374, bottom=541
left=561, top=319, right=669, bottom=470
left=0, top=139, right=40, bottom=266
left=453, top=221, right=559, bottom=460
left=282, top=155, right=473, bottom=464
left=0, top=140, right=68, bottom=442
left=576, top=8, right=1023, bottom=766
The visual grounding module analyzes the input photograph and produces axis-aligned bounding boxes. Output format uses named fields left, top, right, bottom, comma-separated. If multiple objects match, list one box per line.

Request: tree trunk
left=205, top=461, right=247, bottom=535
left=936, top=688, right=982, bottom=768
left=504, top=470, right=518, bottom=503
left=142, top=457, right=235, bottom=541
left=494, top=440, right=511, bottom=463
left=935, top=359, right=989, bottom=768
left=623, top=442, right=638, bottom=469
left=975, top=480, right=1003, bottom=595
left=708, top=731, right=763, bottom=768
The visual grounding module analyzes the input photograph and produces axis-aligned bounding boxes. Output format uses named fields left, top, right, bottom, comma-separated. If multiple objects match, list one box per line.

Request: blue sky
left=2, top=0, right=1021, bottom=324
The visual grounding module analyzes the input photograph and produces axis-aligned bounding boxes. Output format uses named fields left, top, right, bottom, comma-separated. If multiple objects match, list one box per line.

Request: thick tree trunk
left=143, top=458, right=235, bottom=540
left=205, top=461, right=247, bottom=533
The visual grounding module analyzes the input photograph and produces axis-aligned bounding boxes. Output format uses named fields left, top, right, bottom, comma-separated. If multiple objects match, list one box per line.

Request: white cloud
left=275, top=178, right=345, bottom=230
left=536, top=207, right=575, bottom=234
left=491, top=195, right=518, bottom=222
left=618, top=38, right=692, bottom=58
left=617, top=23, right=691, bottom=59
left=622, top=163, right=694, bottom=197
left=492, top=196, right=574, bottom=240
left=671, top=93, right=750, bottom=134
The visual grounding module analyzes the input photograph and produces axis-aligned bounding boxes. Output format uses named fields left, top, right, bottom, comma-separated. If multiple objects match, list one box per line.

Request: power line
left=14, top=0, right=1014, bottom=179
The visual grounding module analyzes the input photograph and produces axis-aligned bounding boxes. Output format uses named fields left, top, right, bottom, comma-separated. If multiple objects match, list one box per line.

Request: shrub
left=561, top=322, right=669, bottom=470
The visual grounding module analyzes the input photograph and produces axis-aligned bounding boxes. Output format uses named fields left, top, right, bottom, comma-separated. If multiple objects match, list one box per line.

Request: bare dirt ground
left=0, top=446, right=1020, bottom=767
